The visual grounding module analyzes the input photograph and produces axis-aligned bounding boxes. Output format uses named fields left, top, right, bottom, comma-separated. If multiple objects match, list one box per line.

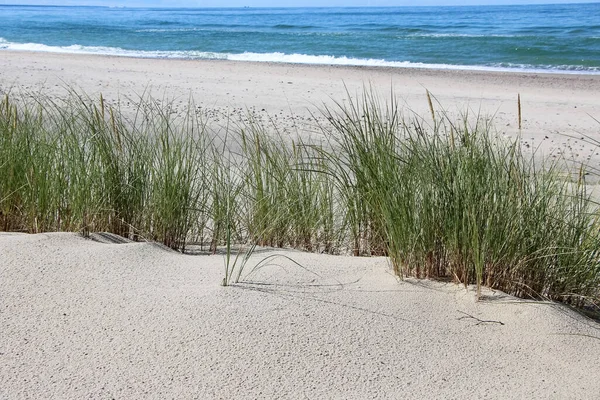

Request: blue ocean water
left=1, top=3, right=599, bottom=73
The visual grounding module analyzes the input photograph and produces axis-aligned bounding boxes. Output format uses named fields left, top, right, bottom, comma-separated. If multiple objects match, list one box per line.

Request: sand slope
left=1, top=232, right=599, bottom=399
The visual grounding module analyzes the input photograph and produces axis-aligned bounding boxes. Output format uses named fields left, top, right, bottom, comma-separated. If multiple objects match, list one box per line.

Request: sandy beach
left=2, top=51, right=600, bottom=399
left=1, top=51, right=600, bottom=163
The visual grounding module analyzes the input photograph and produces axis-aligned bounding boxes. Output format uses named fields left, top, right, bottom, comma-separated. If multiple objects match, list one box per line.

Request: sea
left=0, top=3, right=599, bottom=74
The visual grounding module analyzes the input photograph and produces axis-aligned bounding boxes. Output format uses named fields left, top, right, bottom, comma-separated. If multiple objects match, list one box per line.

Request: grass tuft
left=1, top=86, right=599, bottom=309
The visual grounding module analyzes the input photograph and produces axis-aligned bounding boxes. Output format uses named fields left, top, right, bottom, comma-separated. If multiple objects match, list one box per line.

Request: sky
left=0, top=0, right=597, bottom=6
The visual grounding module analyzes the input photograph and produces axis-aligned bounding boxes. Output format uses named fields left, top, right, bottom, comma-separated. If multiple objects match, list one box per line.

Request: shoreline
left=3, top=49, right=600, bottom=93
left=2, top=46, right=600, bottom=77
left=4, top=49, right=600, bottom=79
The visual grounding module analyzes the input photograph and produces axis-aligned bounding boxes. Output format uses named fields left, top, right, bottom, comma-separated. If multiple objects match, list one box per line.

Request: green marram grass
left=319, top=90, right=600, bottom=306
left=1, top=87, right=599, bottom=310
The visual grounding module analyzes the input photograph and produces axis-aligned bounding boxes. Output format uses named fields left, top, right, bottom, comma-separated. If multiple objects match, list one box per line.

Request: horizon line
left=1, top=1, right=599, bottom=8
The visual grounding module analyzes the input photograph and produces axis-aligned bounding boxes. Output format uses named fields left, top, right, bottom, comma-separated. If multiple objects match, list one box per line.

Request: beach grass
left=1, top=87, right=599, bottom=310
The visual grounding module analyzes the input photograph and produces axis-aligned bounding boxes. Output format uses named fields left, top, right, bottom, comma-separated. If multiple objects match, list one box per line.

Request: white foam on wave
left=408, top=33, right=516, bottom=38
left=0, top=38, right=227, bottom=60
left=228, top=51, right=414, bottom=68
left=0, top=37, right=598, bottom=75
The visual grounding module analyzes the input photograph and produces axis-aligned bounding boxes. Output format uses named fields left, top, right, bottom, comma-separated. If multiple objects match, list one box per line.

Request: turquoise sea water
left=1, top=3, right=599, bottom=73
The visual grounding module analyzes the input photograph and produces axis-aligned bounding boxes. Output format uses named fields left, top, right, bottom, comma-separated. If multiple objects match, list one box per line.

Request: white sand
left=1, top=52, right=600, bottom=398
left=1, top=232, right=599, bottom=399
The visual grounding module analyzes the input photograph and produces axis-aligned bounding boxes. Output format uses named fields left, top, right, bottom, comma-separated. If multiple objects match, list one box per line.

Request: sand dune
left=1, top=232, right=599, bottom=399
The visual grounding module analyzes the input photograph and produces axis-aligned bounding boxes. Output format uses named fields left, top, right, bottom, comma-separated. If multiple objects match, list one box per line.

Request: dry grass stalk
left=518, top=93, right=522, bottom=130
left=427, top=90, right=436, bottom=124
